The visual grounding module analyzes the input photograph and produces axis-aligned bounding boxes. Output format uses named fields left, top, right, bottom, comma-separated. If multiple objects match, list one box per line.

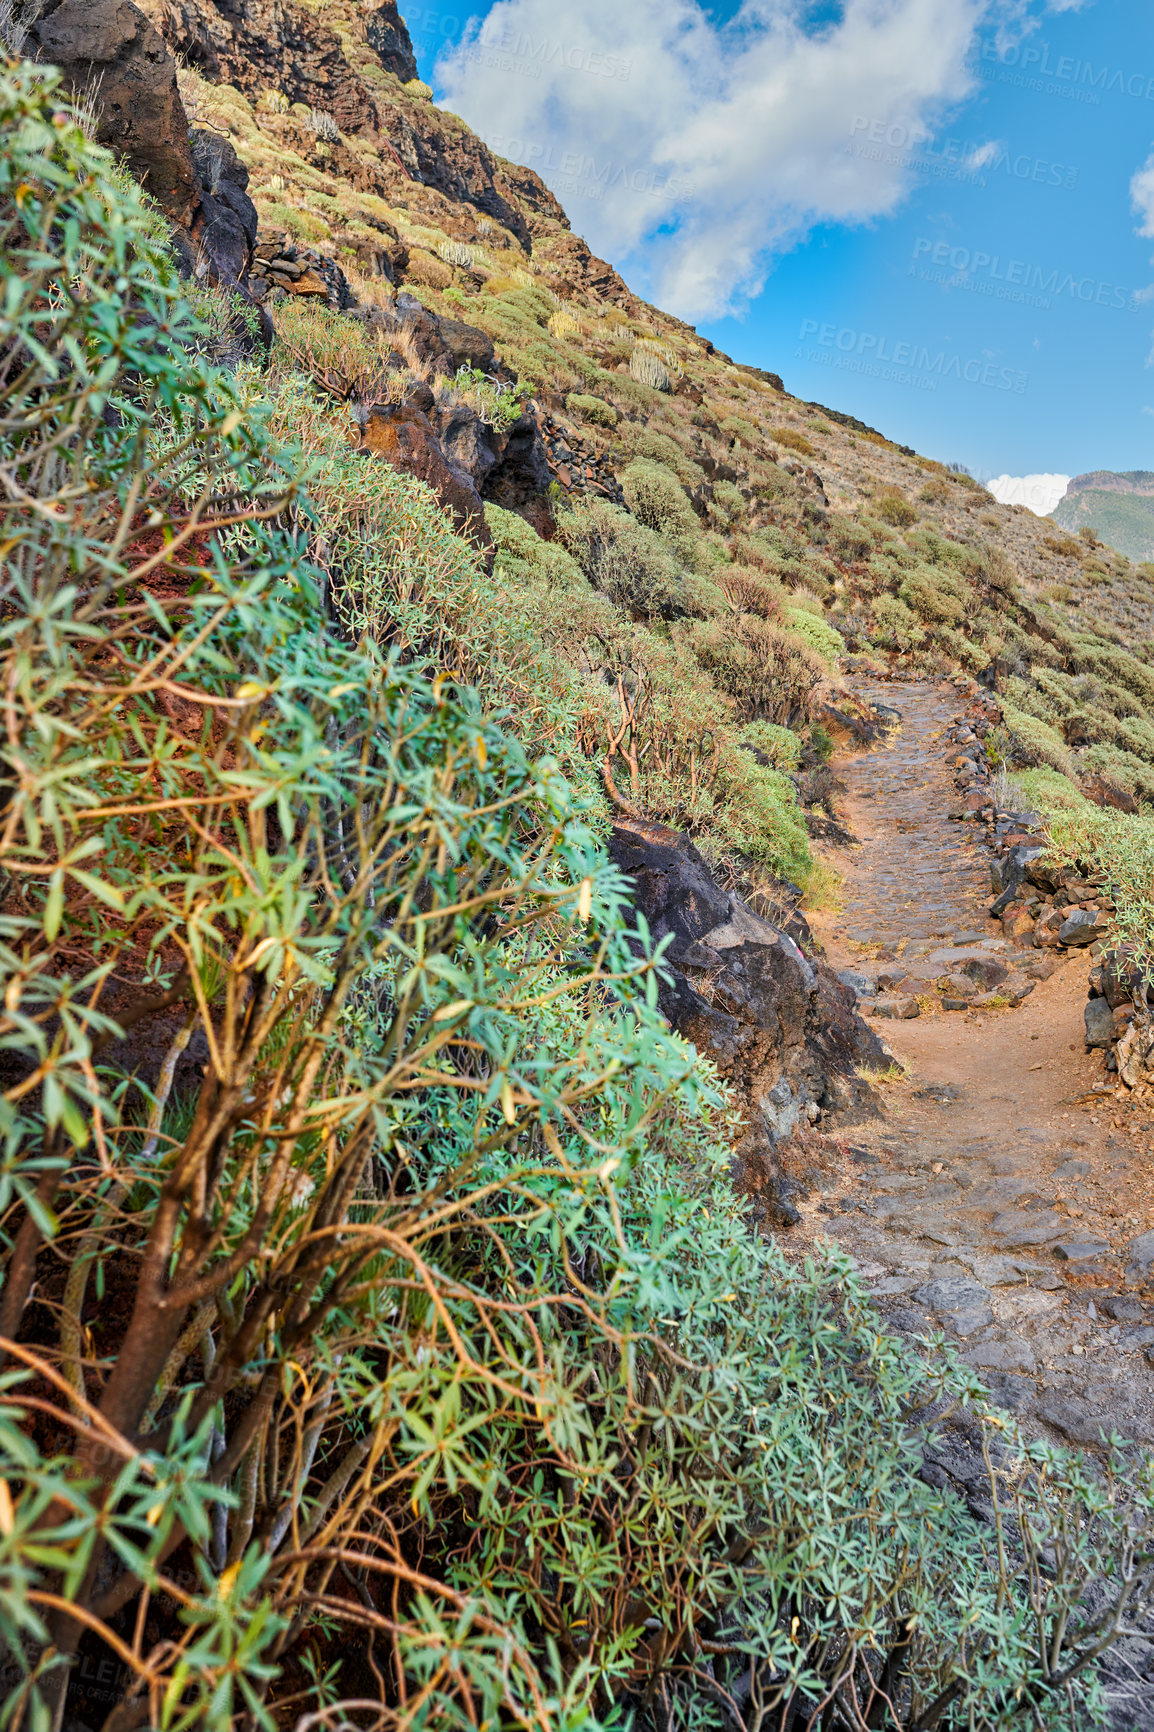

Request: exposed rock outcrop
left=31, top=0, right=199, bottom=223
left=609, top=819, right=885, bottom=1225
left=354, top=379, right=553, bottom=549
left=252, top=236, right=357, bottom=310
left=137, top=0, right=569, bottom=252
left=362, top=1, right=419, bottom=83
left=356, top=400, right=492, bottom=551
left=188, top=129, right=258, bottom=287
left=29, top=0, right=268, bottom=320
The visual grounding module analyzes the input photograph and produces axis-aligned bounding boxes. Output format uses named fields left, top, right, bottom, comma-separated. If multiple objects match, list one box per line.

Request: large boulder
left=188, top=130, right=257, bottom=286
left=355, top=400, right=492, bottom=552
left=31, top=0, right=199, bottom=224
left=438, top=319, right=496, bottom=375
left=609, top=820, right=885, bottom=1225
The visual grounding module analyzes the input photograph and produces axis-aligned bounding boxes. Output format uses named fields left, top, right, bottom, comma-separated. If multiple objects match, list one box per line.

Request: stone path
left=832, top=682, right=991, bottom=951
left=803, top=679, right=1154, bottom=1722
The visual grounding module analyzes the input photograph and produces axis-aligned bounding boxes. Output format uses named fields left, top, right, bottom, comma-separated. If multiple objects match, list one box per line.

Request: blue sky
left=403, top=1, right=1154, bottom=486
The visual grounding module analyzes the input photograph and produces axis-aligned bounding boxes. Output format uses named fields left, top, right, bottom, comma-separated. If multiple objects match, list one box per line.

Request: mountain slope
left=37, top=0, right=1154, bottom=826
left=1052, top=470, right=1154, bottom=562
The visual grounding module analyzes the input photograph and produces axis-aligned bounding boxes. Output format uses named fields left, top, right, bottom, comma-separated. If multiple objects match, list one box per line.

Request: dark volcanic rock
left=1059, top=909, right=1102, bottom=948
left=609, top=819, right=885, bottom=1225
left=189, top=130, right=258, bottom=285
left=139, top=0, right=565, bottom=250
left=363, top=1, right=418, bottom=82
left=437, top=319, right=496, bottom=374
left=32, top=0, right=199, bottom=223
left=480, top=414, right=552, bottom=516
left=1084, top=998, right=1115, bottom=1049
left=357, top=402, right=492, bottom=550
left=434, top=402, right=551, bottom=525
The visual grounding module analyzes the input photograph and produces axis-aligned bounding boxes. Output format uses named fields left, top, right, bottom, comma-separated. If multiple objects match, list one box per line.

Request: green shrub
left=710, top=476, right=746, bottom=527
left=622, top=456, right=701, bottom=556
left=829, top=518, right=875, bottom=561
left=558, top=495, right=688, bottom=618
left=689, top=615, right=826, bottom=722
left=718, top=565, right=787, bottom=619
left=565, top=390, right=617, bottom=426
left=1076, top=644, right=1154, bottom=712
left=937, top=624, right=991, bottom=673
left=1081, top=743, right=1154, bottom=801
left=1001, top=702, right=1078, bottom=777
left=616, top=422, right=704, bottom=487
left=742, top=719, right=803, bottom=769
left=721, top=412, right=761, bottom=445
left=715, top=745, right=814, bottom=880
left=900, top=566, right=969, bottom=625
left=0, top=70, right=692, bottom=1725
left=788, top=605, right=847, bottom=664
left=876, top=490, right=918, bottom=527
left=771, top=424, right=816, bottom=456
left=870, top=592, right=924, bottom=650
left=485, top=501, right=589, bottom=589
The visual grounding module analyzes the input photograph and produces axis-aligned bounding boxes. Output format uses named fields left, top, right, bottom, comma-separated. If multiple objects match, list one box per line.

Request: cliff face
left=135, top=0, right=574, bottom=253
left=1052, top=472, right=1154, bottom=562
left=138, top=0, right=417, bottom=98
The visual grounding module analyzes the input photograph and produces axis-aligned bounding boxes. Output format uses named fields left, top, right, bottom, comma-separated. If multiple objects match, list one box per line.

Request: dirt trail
left=804, top=680, right=1154, bottom=1454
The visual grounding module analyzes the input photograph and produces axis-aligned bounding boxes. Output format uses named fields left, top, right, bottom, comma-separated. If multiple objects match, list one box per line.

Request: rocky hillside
left=1052, top=469, right=1154, bottom=562
left=6, top=13, right=1154, bottom=1732
left=33, top=0, right=1154, bottom=1193
left=33, top=0, right=1154, bottom=815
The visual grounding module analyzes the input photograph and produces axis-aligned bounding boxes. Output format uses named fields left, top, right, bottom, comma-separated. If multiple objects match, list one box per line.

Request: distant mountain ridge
left=1051, top=470, right=1154, bottom=562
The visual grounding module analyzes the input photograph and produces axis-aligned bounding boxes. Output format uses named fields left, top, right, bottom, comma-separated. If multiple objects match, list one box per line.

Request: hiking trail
left=804, top=680, right=1154, bottom=1453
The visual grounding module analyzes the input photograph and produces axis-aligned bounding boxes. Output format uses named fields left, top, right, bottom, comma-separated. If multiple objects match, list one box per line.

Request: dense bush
left=719, top=565, right=787, bottom=619
left=621, top=456, right=701, bottom=556
left=876, top=490, right=919, bottom=527
left=617, top=422, right=705, bottom=488
left=788, top=605, right=847, bottom=664
left=742, top=719, right=804, bottom=769
left=689, top=615, right=826, bottom=723
left=771, top=425, right=816, bottom=457
left=900, top=567, right=968, bottom=626
left=558, top=495, right=689, bottom=618
left=1000, top=702, right=1078, bottom=777
left=870, top=592, right=924, bottom=651
left=565, top=390, right=618, bottom=426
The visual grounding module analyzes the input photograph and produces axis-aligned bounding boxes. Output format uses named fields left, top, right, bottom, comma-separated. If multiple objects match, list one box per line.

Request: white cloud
left=1133, top=151, right=1154, bottom=239
left=436, top=0, right=1010, bottom=319
left=961, top=140, right=1002, bottom=173
left=986, top=473, right=1070, bottom=514
left=993, top=0, right=1091, bottom=51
